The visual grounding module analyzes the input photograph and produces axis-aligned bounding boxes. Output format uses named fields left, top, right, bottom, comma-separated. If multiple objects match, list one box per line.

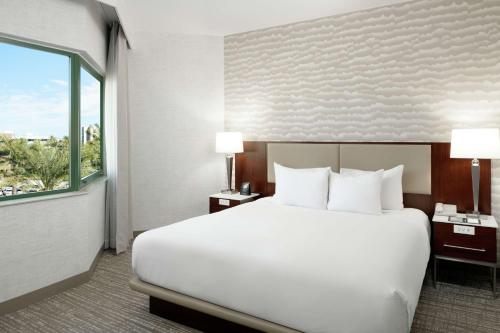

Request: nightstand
left=209, top=193, right=260, bottom=214
left=432, top=214, right=498, bottom=296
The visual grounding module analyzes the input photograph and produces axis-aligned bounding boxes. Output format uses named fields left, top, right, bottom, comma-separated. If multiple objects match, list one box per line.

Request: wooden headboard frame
left=235, top=142, right=491, bottom=217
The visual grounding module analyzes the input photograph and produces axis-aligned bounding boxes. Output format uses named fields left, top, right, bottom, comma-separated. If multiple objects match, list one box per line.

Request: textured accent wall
left=225, top=0, right=500, bottom=141
left=225, top=0, right=500, bottom=248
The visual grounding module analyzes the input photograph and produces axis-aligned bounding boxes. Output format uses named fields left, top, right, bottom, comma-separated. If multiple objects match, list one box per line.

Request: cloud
left=0, top=80, right=101, bottom=138
left=0, top=90, right=69, bottom=137
left=81, top=80, right=101, bottom=125
left=50, top=79, right=68, bottom=87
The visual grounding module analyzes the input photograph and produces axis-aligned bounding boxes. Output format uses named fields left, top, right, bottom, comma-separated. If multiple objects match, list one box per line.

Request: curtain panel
left=104, top=22, right=131, bottom=254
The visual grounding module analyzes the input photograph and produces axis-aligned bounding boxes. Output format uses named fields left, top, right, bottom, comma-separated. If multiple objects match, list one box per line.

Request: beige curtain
left=104, top=22, right=131, bottom=254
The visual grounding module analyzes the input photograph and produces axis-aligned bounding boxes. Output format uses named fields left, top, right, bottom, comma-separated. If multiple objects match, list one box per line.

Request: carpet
left=0, top=251, right=499, bottom=332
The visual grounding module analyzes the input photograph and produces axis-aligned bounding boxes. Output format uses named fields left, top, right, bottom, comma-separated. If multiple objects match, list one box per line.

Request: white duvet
left=132, top=198, right=430, bottom=333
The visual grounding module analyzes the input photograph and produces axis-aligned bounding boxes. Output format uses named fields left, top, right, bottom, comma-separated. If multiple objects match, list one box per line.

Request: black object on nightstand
left=209, top=192, right=260, bottom=214
left=432, top=213, right=498, bottom=297
left=240, top=182, right=251, bottom=195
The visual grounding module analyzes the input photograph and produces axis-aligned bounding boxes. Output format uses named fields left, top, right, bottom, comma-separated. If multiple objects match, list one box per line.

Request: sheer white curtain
left=104, top=22, right=131, bottom=254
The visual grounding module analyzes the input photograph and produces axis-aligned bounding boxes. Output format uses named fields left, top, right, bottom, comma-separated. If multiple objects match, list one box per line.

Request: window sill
left=0, top=176, right=107, bottom=208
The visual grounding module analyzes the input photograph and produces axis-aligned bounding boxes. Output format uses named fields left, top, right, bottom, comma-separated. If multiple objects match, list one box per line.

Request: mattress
left=132, top=198, right=430, bottom=333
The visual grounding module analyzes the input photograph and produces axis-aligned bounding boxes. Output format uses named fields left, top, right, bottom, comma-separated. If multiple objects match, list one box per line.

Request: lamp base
left=223, top=155, right=235, bottom=196
left=471, top=158, right=480, bottom=219
left=220, top=189, right=238, bottom=194
left=466, top=211, right=480, bottom=219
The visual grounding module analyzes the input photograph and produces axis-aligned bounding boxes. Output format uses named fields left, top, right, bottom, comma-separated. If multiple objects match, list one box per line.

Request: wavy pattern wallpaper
left=225, top=0, right=500, bottom=244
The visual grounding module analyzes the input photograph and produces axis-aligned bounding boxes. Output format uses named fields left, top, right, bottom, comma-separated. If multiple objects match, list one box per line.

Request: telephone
left=435, top=203, right=457, bottom=216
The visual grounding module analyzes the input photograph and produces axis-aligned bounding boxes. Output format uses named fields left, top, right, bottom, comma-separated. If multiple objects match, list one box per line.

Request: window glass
left=80, top=66, right=102, bottom=179
left=0, top=42, right=70, bottom=197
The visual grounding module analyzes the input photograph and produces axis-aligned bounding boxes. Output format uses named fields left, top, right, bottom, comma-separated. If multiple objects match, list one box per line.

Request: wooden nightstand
left=432, top=214, right=498, bottom=296
left=209, top=193, right=260, bottom=214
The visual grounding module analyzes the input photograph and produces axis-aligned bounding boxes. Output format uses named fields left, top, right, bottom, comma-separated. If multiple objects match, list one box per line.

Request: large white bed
left=132, top=197, right=430, bottom=333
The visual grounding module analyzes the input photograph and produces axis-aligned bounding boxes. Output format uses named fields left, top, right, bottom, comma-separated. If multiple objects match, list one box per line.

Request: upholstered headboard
left=267, top=143, right=431, bottom=195
left=266, top=143, right=340, bottom=181
left=235, top=141, right=492, bottom=217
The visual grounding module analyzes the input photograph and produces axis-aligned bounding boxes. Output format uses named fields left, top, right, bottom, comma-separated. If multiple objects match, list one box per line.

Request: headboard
left=235, top=142, right=491, bottom=217
left=267, top=143, right=431, bottom=195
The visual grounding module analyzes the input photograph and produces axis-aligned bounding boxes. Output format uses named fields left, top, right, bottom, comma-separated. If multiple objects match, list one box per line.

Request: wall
left=0, top=0, right=108, bottom=303
left=0, top=0, right=107, bottom=71
left=128, top=32, right=225, bottom=231
left=0, top=181, right=106, bottom=303
left=225, top=0, right=500, bottom=250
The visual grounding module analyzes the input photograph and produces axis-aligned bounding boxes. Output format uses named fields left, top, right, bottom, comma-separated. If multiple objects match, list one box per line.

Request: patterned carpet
left=0, top=251, right=499, bottom=333
left=0, top=251, right=199, bottom=333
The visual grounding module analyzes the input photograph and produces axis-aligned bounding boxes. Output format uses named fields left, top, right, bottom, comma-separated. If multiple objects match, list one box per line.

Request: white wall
left=0, top=0, right=108, bottom=302
left=0, top=181, right=106, bottom=302
left=128, top=31, right=225, bottom=231
left=0, top=0, right=107, bottom=71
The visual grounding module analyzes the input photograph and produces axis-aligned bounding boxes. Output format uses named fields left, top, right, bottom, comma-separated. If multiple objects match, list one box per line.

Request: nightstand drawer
left=209, top=193, right=260, bottom=214
left=433, top=223, right=497, bottom=262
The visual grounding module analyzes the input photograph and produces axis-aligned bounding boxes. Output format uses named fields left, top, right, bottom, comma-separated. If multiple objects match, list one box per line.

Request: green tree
left=0, top=135, right=69, bottom=191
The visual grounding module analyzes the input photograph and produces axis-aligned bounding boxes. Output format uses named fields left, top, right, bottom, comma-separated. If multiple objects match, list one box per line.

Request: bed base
left=129, top=276, right=301, bottom=333
left=150, top=296, right=262, bottom=333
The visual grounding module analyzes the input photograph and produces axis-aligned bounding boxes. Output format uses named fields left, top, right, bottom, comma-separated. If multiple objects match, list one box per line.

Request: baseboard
left=0, top=244, right=104, bottom=316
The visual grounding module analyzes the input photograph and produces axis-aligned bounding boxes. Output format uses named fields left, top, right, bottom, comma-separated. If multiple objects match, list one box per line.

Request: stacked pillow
left=273, top=163, right=404, bottom=214
left=339, top=165, right=404, bottom=211
left=327, top=169, right=384, bottom=214
left=274, top=163, right=330, bottom=210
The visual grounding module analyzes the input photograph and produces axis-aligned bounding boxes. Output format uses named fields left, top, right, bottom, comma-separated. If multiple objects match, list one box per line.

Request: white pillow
left=274, top=163, right=330, bottom=210
left=327, top=170, right=383, bottom=214
left=330, top=169, right=339, bottom=180
left=340, top=165, right=404, bottom=210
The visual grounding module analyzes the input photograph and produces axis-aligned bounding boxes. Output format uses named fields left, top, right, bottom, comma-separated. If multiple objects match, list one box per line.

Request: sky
left=0, top=41, right=100, bottom=139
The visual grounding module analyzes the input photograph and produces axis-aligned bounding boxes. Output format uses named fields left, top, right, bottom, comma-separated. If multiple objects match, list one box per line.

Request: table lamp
left=216, top=132, right=243, bottom=194
left=450, top=128, right=500, bottom=216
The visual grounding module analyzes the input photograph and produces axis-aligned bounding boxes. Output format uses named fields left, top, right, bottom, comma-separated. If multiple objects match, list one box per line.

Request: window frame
left=79, top=59, right=105, bottom=187
left=0, top=37, right=105, bottom=202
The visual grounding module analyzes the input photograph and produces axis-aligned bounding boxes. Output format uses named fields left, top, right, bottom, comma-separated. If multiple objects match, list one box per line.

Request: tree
left=0, top=135, right=70, bottom=191
left=0, top=135, right=24, bottom=194
left=81, top=124, right=101, bottom=178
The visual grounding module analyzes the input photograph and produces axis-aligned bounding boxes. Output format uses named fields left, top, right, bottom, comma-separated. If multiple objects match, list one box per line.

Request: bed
left=130, top=142, right=440, bottom=333
left=132, top=197, right=430, bottom=333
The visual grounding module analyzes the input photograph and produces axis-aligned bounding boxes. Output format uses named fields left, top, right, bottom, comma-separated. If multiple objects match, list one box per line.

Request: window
left=0, top=38, right=104, bottom=200
left=80, top=66, right=103, bottom=182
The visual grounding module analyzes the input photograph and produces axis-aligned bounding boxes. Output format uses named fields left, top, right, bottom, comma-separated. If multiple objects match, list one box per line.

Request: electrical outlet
left=453, top=225, right=475, bottom=235
left=219, top=199, right=230, bottom=206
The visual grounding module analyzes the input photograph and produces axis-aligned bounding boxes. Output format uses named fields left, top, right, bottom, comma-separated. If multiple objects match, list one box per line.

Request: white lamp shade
left=216, top=132, right=243, bottom=153
left=450, top=128, right=500, bottom=159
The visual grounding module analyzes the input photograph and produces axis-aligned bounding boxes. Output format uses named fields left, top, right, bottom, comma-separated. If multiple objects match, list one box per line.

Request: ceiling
left=116, top=0, right=411, bottom=38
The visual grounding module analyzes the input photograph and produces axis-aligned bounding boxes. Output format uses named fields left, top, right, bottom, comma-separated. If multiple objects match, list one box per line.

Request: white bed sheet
left=132, top=198, right=430, bottom=333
